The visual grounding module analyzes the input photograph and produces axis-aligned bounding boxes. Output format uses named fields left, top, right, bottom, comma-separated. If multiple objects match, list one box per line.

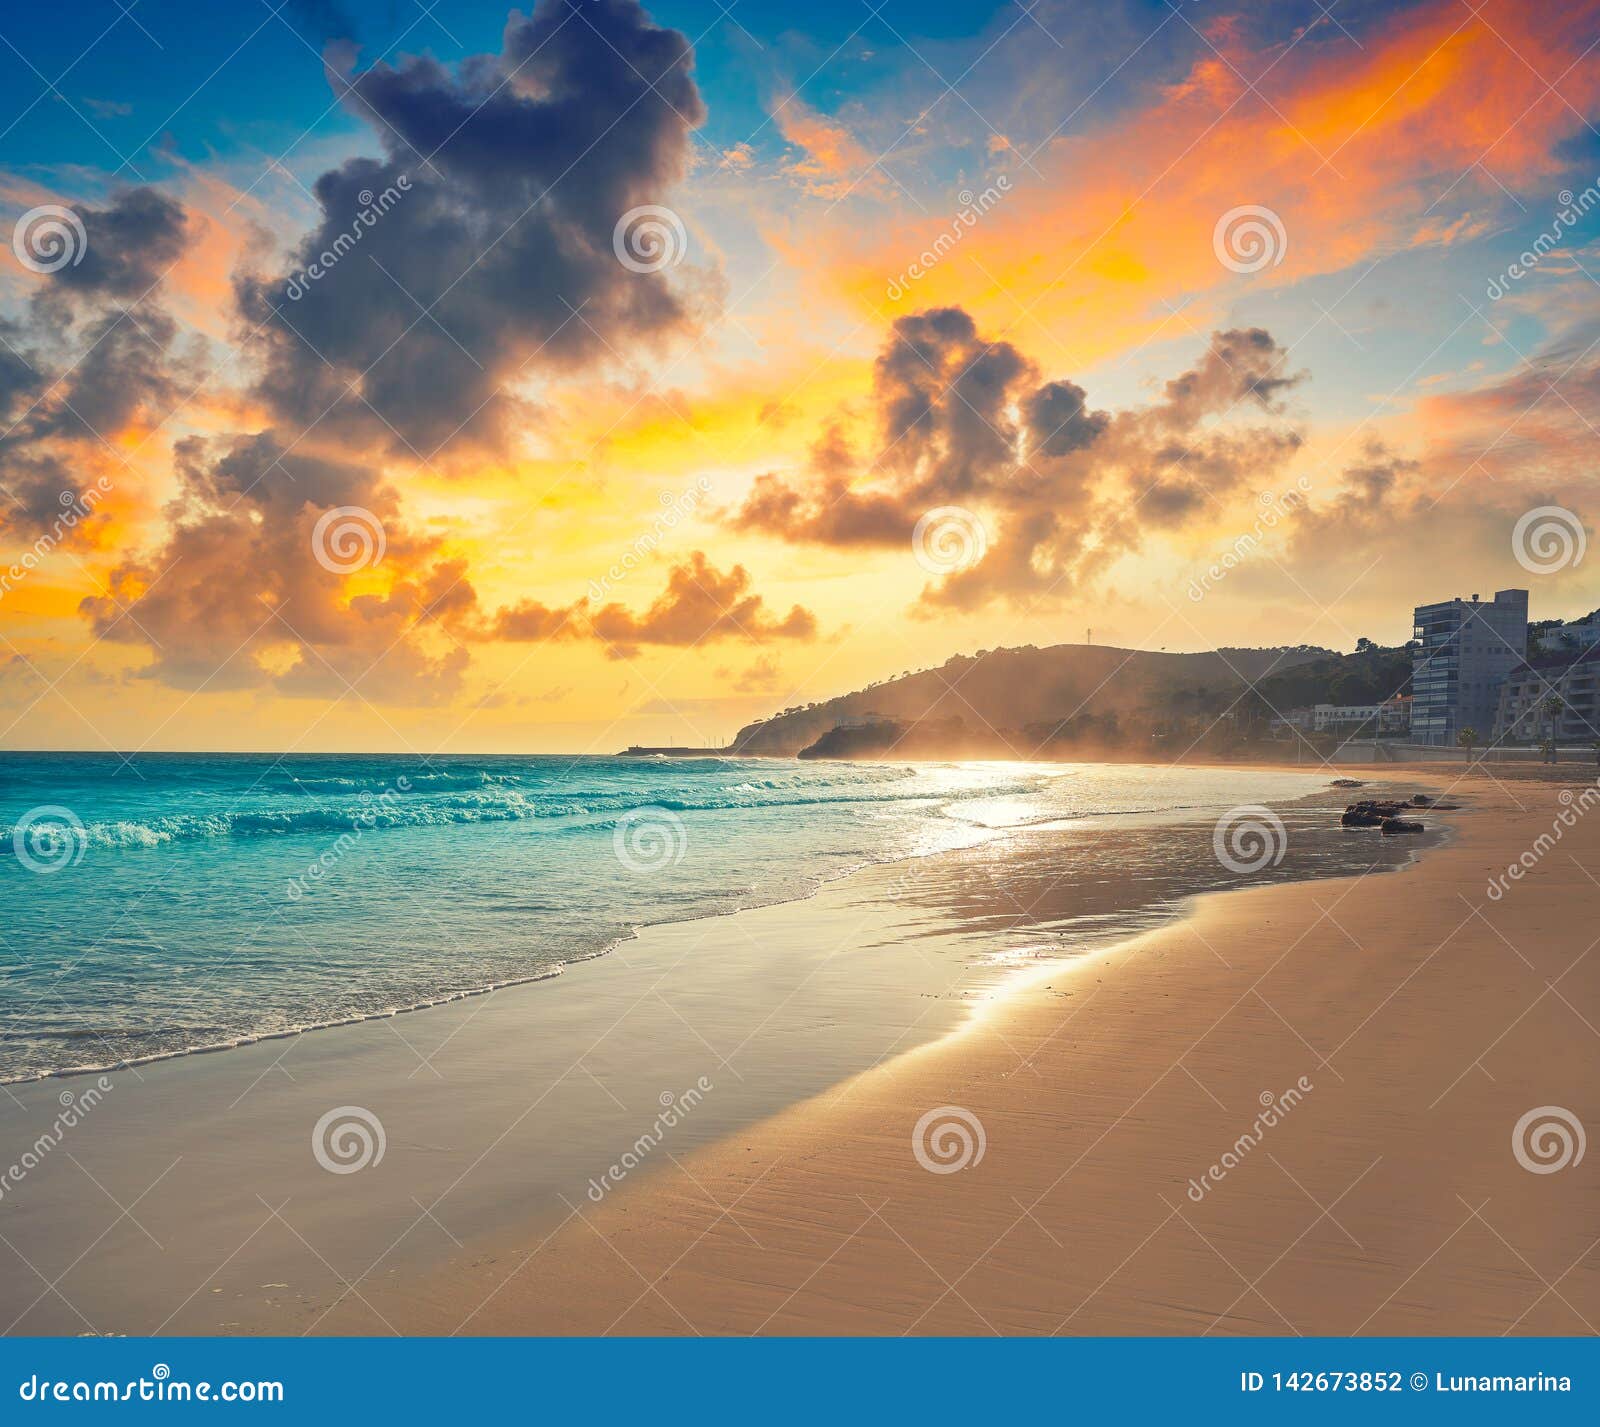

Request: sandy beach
left=366, top=763, right=1598, bottom=1337
left=3, top=762, right=1594, bottom=1338
left=12, top=6, right=1600, bottom=1406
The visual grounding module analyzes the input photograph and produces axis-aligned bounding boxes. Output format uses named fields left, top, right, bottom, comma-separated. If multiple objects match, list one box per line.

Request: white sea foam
left=0, top=755, right=1359, bottom=1081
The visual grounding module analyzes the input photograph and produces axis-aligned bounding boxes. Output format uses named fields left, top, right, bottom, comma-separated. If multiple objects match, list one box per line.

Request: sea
left=0, top=753, right=1419, bottom=1082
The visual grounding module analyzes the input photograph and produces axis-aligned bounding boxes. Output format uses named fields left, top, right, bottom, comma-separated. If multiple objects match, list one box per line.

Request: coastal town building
left=1380, top=694, right=1412, bottom=733
left=1410, top=590, right=1528, bottom=746
left=1273, top=696, right=1411, bottom=738
left=1309, top=698, right=1412, bottom=733
left=1491, top=647, right=1600, bottom=746
left=1312, top=702, right=1379, bottom=732
left=1539, top=613, right=1600, bottom=654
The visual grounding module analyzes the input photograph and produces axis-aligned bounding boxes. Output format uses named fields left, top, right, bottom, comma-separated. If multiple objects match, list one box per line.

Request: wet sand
left=7, top=765, right=1589, bottom=1337
left=0, top=861, right=1005, bottom=1335
left=373, top=764, right=1599, bottom=1336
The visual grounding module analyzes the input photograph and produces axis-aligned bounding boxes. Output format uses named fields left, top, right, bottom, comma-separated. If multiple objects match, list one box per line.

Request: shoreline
left=0, top=765, right=1433, bottom=1334
left=1, top=760, right=1376, bottom=1087
left=347, top=762, right=1597, bottom=1337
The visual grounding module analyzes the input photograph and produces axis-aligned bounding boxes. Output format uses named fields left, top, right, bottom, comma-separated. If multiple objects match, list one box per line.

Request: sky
left=2, top=0, right=1599, bottom=752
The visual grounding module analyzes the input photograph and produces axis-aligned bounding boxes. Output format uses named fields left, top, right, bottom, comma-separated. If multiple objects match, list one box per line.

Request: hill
left=731, top=643, right=1335, bottom=758
left=1253, top=642, right=1413, bottom=711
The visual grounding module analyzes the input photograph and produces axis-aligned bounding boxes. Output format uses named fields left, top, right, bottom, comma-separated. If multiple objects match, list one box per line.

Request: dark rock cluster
left=1341, top=799, right=1425, bottom=834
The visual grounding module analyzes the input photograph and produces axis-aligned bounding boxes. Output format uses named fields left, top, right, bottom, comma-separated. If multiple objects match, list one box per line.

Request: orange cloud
left=773, top=98, right=888, bottom=201
left=822, top=0, right=1600, bottom=370
left=1412, top=347, right=1600, bottom=489
left=161, top=173, right=274, bottom=340
left=490, top=550, right=819, bottom=660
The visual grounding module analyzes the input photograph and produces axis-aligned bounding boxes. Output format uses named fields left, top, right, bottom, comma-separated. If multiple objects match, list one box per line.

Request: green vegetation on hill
left=743, top=639, right=1420, bottom=762
left=1251, top=641, right=1413, bottom=712
left=734, top=642, right=1337, bottom=759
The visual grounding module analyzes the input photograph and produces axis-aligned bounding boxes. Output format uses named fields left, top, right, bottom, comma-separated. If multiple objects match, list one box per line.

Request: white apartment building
left=1310, top=697, right=1411, bottom=734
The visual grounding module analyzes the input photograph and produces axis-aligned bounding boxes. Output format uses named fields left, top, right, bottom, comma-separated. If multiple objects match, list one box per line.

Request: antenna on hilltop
left=1086, top=627, right=1092, bottom=646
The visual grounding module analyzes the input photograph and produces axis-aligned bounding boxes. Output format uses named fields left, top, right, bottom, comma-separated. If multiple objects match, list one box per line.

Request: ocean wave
left=0, top=759, right=1364, bottom=1083
left=273, top=768, right=521, bottom=794
left=0, top=764, right=1048, bottom=853
left=155, top=761, right=931, bottom=802
left=0, top=961, right=584, bottom=1085
left=9, top=799, right=554, bottom=849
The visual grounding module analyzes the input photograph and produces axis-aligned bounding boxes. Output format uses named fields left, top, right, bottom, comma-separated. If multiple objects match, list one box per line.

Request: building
left=1274, top=697, right=1411, bottom=738
left=1540, top=613, right=1600, bottom=655
left=1311, top=702, right=1382, bottom=732
left=1379, top=694, right=1412, bottom=733
left=1492, top=647, right=1600, bottom=746
left=1411, top=589, right=1528, bottom=746
left=1309, top=697, right=1412, bottom=736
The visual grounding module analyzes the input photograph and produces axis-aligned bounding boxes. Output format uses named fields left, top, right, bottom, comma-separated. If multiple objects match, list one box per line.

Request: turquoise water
left=0, top=754, right=1352, bottom=1081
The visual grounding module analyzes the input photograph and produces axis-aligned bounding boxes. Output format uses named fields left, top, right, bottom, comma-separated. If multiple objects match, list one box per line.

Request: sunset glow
left=3, top=0, right=1598, bottom=751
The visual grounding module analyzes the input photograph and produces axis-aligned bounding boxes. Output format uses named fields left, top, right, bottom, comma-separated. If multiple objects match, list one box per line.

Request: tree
left=1457, top=726, right=1479, bottom=760
left=1592, top=737, right=1600, bottom=768
left=1236, top=685, right=1274, bottom=737
left=1541, top=694, right=1565, bottom=754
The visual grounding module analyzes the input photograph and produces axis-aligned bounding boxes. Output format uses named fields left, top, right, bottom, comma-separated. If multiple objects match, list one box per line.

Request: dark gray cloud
left=729, top=308, right=1105, bottom=550
left=0, top=451, right=78, bottom=536
left=725, top=306, right=1304, bottom=610
left=874, top=307, right=1035, bottom=495
left=30, top=307, right=181, bottom=445
left=0, top=319, right=48, bottom=529
left=45, top=188, right=188, bottom=301
left=0, top=319, right=41, bottom=418
left=1024, top=379, right=1104, bottom=459
left=1157, top=326, right=1302, bottom=427
left=0, top=191, right=191, bottom=541
left=48, top=2, right=747, bottom=703
left=238, top=0, right=708, bottom=455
